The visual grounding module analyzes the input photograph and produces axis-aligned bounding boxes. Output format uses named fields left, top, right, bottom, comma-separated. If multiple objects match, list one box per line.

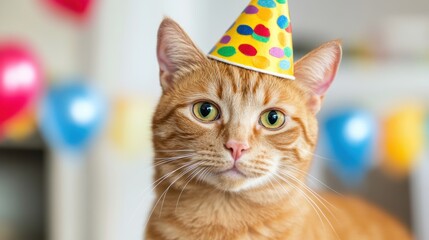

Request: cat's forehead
left=178, top=61, right=303, bottom=109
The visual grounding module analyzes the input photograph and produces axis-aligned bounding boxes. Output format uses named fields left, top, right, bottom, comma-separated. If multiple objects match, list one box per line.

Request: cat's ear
left=294, top=40, right=342, bottom=114
left=157, top=18, right=207, bottom=91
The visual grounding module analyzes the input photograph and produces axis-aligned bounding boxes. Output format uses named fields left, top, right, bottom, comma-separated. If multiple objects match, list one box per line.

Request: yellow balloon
left=108, top=97, right=154, bottom=155
left=382, top=104, right=425, bottom=175
left=3, top=109, right=37, bottom=141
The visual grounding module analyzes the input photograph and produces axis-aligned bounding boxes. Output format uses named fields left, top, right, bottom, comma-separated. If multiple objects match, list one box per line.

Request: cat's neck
left=152, top=181, right=311, bottom=233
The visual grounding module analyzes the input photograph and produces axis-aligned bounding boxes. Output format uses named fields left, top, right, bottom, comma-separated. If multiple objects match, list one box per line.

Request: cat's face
left=153, top=62, right=317, bottom=192
left=152, top=18, right=341, bottom=194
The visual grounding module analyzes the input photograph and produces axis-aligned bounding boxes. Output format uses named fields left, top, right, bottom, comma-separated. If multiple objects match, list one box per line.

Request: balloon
left=39, top=81, right=106, bottom=151
left=322, top=109, right=376, bottom=185
left=109, top=97, right=153, bottom=155
left=382, top=105, right=425, bottom=175
left=0, top=43, right=42, bottom=129
left=3, top=108, right=37, bottom=141
left=45, top=0, right=93, bottom=19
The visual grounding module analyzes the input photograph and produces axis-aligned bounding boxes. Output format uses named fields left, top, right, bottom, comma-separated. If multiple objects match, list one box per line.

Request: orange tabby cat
left=145, top=18, right=412, bottom=240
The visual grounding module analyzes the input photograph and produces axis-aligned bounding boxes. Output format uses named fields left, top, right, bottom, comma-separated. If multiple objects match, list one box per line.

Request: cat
left=145, top=18, right=412, bottom=240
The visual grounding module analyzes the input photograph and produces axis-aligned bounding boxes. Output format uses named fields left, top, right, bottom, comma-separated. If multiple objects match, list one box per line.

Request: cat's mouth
left=218, top=166, right=247, bottom=178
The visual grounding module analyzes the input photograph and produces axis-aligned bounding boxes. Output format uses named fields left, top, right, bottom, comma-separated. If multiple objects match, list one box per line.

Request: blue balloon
left=39, top=81, right=106, bottom=151
left=322, top=109, right=376, bottom=185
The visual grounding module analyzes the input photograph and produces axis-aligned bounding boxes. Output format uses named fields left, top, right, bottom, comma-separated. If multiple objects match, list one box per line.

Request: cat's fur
left=145, top=18, right=412, bottom=240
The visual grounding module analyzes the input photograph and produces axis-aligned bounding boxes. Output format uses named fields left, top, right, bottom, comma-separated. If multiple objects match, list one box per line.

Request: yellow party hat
left=208, top=0, right=294, bottom=80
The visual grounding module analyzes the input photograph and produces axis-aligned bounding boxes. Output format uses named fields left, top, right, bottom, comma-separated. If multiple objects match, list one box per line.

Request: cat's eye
left=260, top=110, right=286, bottom=130
left=192, top=101, right=220, bottom=122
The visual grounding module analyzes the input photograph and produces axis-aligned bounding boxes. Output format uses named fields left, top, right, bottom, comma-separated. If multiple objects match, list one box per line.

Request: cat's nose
left=224, top=140, right=250, bottom=161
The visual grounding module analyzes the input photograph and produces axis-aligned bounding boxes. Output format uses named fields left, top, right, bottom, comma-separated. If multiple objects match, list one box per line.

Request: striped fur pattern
left=145, top=18, right=412, bottom=240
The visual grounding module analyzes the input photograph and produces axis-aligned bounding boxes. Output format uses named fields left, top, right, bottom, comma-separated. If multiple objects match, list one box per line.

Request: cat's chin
left=220, top=167, right=247, bottom=178
left=221, top=167, right=246, bottom=178
left=205, top=169, right=269, bottom=193
left=195, top=168, right=247, bottom=192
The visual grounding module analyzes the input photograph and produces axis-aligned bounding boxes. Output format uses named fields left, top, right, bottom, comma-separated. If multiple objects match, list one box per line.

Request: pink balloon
left=0, top=43, right=43, bottom=127
left=45, top=0, right=93, bottom=20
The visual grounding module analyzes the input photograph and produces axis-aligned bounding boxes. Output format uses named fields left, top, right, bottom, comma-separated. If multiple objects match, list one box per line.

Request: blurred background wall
left=0, top=0, right=428, bottom=240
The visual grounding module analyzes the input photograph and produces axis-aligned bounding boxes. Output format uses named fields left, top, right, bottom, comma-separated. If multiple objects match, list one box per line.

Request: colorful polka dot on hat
left=208, top=0, right=294, bottom=80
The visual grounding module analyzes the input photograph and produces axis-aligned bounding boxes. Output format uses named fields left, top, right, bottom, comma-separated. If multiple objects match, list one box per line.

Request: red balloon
left=46, top=0, right=93, bottom=18
left=0, top=43, right=43, bottom=127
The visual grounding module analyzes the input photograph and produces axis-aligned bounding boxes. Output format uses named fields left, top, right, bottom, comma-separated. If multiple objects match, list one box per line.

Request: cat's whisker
left=269, top=173, right=302, bottom=209
left=154, top=153, right=196, bottom=161
left=277, top=177, right=329, bottom=236
left=281, top=146, right=333, bottom=162
left=295, top=147, right=333, bottom=162
left=158, top=162, right=202, bottom=217
left=134, top=154, right=198, bottom=201
left=268, top=176, right=305, bottom=216
left=175, top=167, right=207, bottom=213
left=283, top=167, right=342, bottom=212
left=285, top=164, right=343, bottom=196
left=277, top=161, right=339, bottom=201
left=199, top=167, right=214, bottom=185
left=151, top=156, right=196, bottom=169
left=277, top=168, right=341, bottom=219
left=148, top=154, right=197, bottom=170
left=152, top=159, right=184, bottom=169
left=132, top=153, right=197, bottom=174
left=272, top=171, right=340, bottom=240
left=130, top=159, right=194, bottom=212
left=279, top=153, right=342, bottom=197
left=191, top=166, right=215, bottom=198
left=153, top=161, right=200, bottom=198
left=151, top=159, right=176, bottom=168
left=154, top=149, right=195, bottom=153
left=132, top=160, right=198, bottom=223
left=266, top=177, right=284, bottom=201
left=272, top=171, right=326, bottom=226
left=271, top=171, right=335, bottom=238
left=132, top=156, right=195, bottom=178
left=142, top=161, right=201, bottom=232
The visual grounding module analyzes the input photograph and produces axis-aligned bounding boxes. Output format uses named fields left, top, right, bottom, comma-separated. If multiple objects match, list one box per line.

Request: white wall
left=412, top=155, right=429, bottom=240
left=0, top=0, right=84, bottom=77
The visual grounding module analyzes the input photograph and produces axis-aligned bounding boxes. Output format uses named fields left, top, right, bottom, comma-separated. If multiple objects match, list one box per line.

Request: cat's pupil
left=268, top=111, right=278, bottom=124
left=200, top=103, right=212, bottom=117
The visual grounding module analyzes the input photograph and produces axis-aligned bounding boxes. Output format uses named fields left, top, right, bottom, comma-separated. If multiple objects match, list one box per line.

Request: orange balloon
left=3, top=109, right=37, bottom=140
left=381, top=104, right=425, bottom=175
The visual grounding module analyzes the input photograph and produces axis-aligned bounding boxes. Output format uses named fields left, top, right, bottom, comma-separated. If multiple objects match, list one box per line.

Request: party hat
left=208, top=0, right=294, bottom=80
